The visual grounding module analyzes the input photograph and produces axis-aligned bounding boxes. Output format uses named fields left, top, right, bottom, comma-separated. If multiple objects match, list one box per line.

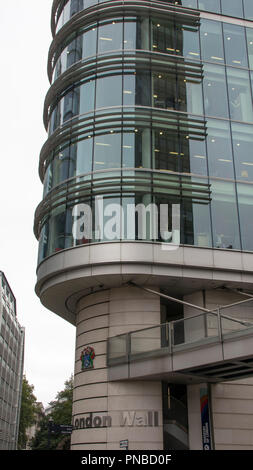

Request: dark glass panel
left=152, top=19, right=175, bottom=55
left=152, top=70, right=203, bottom=113
left=136, top=71, right=151, bottom=106
left=153, top=72, right=177, bottom=110
left=122, top=130, right=151, bottom=169
left=153, top=130, right=180, bottom=172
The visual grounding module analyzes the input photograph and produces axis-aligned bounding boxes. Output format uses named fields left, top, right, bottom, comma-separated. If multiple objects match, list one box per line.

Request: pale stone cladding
left=71, top=286, right=163, bottom=450
left=186, top=289, right=253, bottom=450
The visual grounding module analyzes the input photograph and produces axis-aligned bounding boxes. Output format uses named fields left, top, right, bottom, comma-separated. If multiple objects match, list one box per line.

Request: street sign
left=50, top=423, right=73, bottom=435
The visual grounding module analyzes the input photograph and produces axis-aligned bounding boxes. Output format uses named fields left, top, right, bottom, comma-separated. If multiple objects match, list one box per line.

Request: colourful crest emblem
left=80, top=346, right=95, bottom=370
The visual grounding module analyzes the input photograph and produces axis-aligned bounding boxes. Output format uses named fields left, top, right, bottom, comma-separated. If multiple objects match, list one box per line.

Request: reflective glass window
left=203, top=64, right=229, bottom=118
left=43, top=164, right=53, bottom=196
left=223, top=24, right=248, bottom=68
left=182, top=196, right=212, bottom=247
left=179, top=25, right=200, bottom=60
left=81, top=26, right=97, bottom=58
left=211, top=181, right=241, bottom=250
left=180, top=77, right=203, bottom=115
left=124, top=20, right=137, bottom=50
left=100, top=197, right=122, bottom=241
left=62, top=88, right=80, bottom=123
left=231, top=122, right=253, bottom=181
left=221, top=0, right=243, bottom=18
left=200, top=20, right=224, bottom=64
left=206, top=119, right=234, bottom=178
left=52, top=147, right=71, bottom=187
left=66, top=37, right=82, bottom=69
left=48, top=206, right=72, bottom=254
left=94, top=132, right=121, bottom=170
left=96, top=74, right=122, bottom=108
left=79, top=80, right=95, bottom=115
left=244, top=0, right=253, bottom=20
left=38, top=222, right=49, bottom=263
left=123, top=129, right=151, bottom=168
left=84, top=0, right=97, bottom=8
left=246, top=29, right=253, bottom=70
left=98, top=20, right=123, bottom=53
left=76, top=137, right=93, bottom=175
left=198, top=0, right=221, bottom=14
left=237, top=183, right=253, bottom=251
left=227, top=68, right=253, bottom=123
left=180, top=135, right=208, bottom=175
left=123, top=74, right=135, bottom=106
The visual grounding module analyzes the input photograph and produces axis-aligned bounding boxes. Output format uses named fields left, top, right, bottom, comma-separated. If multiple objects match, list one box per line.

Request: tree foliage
left=30, top=375, right=73, bottom=450
left=18, top=376, right=38, bottom=449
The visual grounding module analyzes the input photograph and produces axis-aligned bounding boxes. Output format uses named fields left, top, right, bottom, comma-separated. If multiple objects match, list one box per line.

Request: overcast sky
left=0, top=1, right=76, bottom=407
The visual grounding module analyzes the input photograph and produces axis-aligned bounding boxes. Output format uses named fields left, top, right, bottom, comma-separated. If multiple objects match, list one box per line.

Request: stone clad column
left=71, top=286, right=164, bottom=450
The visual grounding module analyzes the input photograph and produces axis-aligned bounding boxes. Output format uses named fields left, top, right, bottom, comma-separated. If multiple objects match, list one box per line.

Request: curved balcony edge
left=48, top=0, right=200, bottom=80
left=35, top=241, right=253, bottom=324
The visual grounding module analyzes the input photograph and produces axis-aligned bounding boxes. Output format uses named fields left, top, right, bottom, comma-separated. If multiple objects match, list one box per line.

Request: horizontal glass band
left=44, top=51, right=203, bottom=127
left=35, top=168, right=212, bottom=238
left=49, top=0, right=200, bottom=78
left=36, top=177, right=253, bottom=264
left=40, top=106, right=207, bottom=180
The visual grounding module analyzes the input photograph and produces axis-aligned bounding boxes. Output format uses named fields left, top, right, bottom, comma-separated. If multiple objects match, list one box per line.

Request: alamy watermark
left=72, top=196, right=180, bottom=251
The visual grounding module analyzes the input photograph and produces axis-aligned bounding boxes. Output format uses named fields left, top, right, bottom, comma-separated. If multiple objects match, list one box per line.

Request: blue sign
left=200, top=387, right=212, bottom=450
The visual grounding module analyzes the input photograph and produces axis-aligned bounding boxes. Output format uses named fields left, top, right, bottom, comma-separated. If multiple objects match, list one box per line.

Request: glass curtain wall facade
left=35, top=0, right=253, bottom=262
left=0, top=272, right=24, bottom=450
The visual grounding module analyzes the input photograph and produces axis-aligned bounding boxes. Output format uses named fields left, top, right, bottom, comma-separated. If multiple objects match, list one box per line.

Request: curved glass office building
left=35, top=1, right=253, bottom=450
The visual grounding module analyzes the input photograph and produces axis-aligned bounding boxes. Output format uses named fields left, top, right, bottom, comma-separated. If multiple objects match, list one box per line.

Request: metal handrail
left=107, top=309, right=253, bottom=365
